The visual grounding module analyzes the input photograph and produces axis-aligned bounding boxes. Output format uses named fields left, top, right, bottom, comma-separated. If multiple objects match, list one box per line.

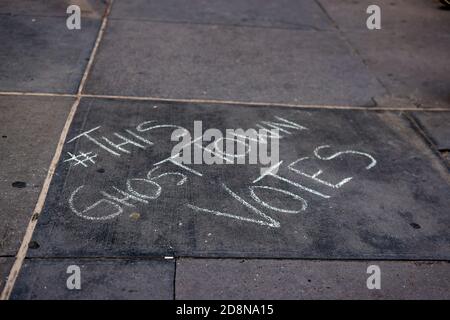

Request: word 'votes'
left=66, top=114, right=377, bottom=228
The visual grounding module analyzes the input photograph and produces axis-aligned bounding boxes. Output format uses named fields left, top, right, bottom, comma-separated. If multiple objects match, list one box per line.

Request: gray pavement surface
left=84, top=20, right=385, bottom=106
left=0, top=96, right=73, bottom=255
left=176, top=259, right=450, bottom=299
left=0, top=0, right=105, bottom=18
left=0, top=1, right=102, bottom=93
left=0, top=0, right=449, bottom=299
left=318, top=0, right=450, bottom=108
left=28, top=99, right=450, bottom=260
left=412, top=112, right=450, bottom=150
left=0, top=96, right=73, bottom=292
left=10, top=258, right=174, bottom=300
left=0, top=258, right=13, bottom=294
left=110, top=0, right=332, bottom=30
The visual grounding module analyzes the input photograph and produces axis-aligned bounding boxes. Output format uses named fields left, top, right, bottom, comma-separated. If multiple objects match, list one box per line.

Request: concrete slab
left=10, top=258, right=174, bottom=299
left=85, top=20, right=385, bottom=106
left=27, top=98, right=450, bottom=259
left=343, top=31, right=450, bottom=108
left=0, top=258, right=14, bottom=293
left=0, top=0, right=106, bottom=19
left=411, top=112, right=450, bottom=151
left=0, top=95, right=73, bottom=255
left=110, top=0, right=332, bottom=31
left=317, top=0, right=450, bottom=31
left=176, top=259, right=450, bottom=299
left=317, top=0, right=450, bottom=107
left=0, top=15, right=101, bottom=93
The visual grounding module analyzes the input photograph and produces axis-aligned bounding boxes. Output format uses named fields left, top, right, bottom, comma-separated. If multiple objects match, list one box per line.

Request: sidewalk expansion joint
left=0, top=91, right=449, bottom=112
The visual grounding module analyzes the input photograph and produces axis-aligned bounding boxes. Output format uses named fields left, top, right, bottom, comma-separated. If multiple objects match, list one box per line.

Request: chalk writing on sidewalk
left=65, top=112, right=377, bottom=228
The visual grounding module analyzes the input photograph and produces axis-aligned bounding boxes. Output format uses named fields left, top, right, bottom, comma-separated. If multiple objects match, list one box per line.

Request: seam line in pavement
left=173, top=259, right=177, bottom=300
left=0, top=92, right=77, bottom=98
left=107, top=16, right=328, bottom=32
left=0, top=0, right=114, bottom=301
left=21, top=257, right=173, bottom=262
left=0, top=91, right=449, bottom=112
left=14, top=255, right=450, bottom=263
left=314, top=0, right=395, bottom=102
left=404, top=113, right=450, bottom=173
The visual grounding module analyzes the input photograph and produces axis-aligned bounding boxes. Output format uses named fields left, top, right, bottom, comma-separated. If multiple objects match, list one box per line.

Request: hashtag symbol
left=64, top=151, right=98, bottom=168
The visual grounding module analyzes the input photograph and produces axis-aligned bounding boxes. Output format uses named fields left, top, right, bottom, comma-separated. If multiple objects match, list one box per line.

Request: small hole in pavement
left=410, top=222, right=421, bottom=229
left=28, top=241, right=40, bottom=249
left=12, top=181, right=26, bottom=188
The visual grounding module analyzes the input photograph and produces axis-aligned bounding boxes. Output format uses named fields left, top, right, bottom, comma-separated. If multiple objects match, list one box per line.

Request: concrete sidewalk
left=0, top=0, right=449, bottom=299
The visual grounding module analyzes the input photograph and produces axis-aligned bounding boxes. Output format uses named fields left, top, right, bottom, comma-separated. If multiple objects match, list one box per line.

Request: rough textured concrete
left=0, top=0, right=106, bottom=18
left=0, top=96, right=73, bottom=256
left=318, top=0, right=450, bottom=31
left=0, top=258, right=14, bottom=293
left=176, top=259, right=450, bottom=299
left=0, top=14, right=101, bottom=93
left=110, top=0, right=332, bottom=30
left=343, top=31, right=450, bottom=108
left=318, top=0, right=450, bottom=107
left=27, top=99, right=450, bottom=259
left=411, top=112, right=450, bottom=150
left=85, top=20, right=385, bottom=106
left=10, top=258, right=174, bottom=299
